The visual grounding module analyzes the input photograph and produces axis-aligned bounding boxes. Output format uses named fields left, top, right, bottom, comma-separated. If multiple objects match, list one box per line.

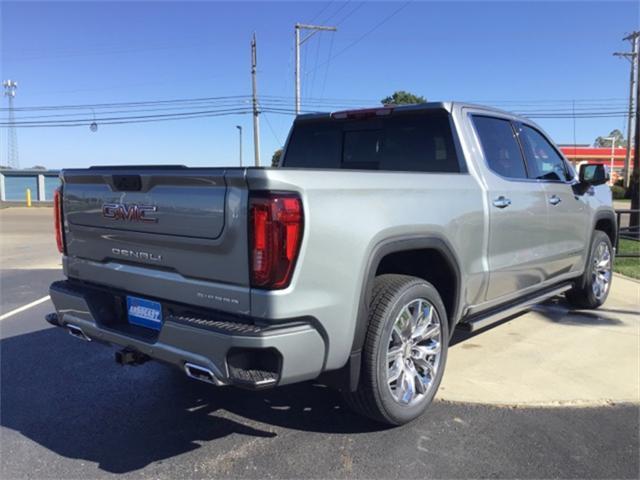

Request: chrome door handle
left=549, top=195, right=562, bottom=206
left=492, top=196, right=511, bottom=209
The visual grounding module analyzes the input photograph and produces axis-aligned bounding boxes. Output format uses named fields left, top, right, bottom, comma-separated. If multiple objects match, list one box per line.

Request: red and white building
left=559, top=145, right=635, bottom=184
left=559, top=145, right=633, bottom=172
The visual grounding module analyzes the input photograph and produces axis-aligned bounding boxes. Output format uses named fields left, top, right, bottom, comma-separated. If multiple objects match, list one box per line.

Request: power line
left=0, top=95, right=252, bottom=112
left=6, top=100, right=254, bottom=120
left=320, top=0, right=351, bottom=24
left=308, top=1, right=336, bottom=25
left=320, top=33, right=336, bottom=99
left=335, top=1, right=366, bottom=26
left=4, top=93, right=629, bottom=114
left=306, top=1, right=412, bottom=76
left=0, top=107, right=253, bottom=127
left=260, top=109, right=283, bottom=145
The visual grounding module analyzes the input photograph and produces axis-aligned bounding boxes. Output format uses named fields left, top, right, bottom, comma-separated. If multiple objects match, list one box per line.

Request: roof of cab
left=294, top=101, right=525, bottom=123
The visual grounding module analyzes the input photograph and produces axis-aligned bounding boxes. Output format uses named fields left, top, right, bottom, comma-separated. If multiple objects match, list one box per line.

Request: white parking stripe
left=0, top=295, right=51, bottom=321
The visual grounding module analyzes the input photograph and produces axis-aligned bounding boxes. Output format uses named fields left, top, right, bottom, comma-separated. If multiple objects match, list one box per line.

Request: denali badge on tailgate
left=112, top=248, right=162, bottom=262
left=102, top=203, right=158, bottom=223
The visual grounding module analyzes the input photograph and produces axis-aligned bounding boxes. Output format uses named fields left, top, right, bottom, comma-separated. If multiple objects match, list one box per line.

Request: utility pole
left=294, top=23, right=337, bottom=115
left=614, top=31, right=639, bottom=188
left=251, top=33, right=261, bottom=167
left=631, top=32, right=640, bottom=233
left=236, top=125, right=243, bottom=167
left=3, top=79, right=19, bottom=169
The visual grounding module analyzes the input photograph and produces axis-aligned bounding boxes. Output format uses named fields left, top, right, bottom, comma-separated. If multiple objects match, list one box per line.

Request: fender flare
left=350, top=234, right=463, bottom=356
left=592, top=209, right=617, bottom=246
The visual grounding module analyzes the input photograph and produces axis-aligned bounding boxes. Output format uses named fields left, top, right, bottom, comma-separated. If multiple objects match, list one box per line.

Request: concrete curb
left=614, top=272, right=640, bottom=284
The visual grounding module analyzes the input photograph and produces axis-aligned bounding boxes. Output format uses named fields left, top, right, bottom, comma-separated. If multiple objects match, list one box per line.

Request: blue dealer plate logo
left=126, top=296, right=163, bottom=331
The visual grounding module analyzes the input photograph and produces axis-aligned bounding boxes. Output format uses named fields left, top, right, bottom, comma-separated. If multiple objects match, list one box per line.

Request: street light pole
left=294, top=23, right=337, bottom=115
left=604, top=136, right=616, bottom=185
left=236, top=125, right=243, bottom=167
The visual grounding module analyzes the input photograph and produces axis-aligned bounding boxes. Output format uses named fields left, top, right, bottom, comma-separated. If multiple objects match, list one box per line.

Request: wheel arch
left=593, top=209, right=617, bottom=248
left=352, top=235, right=463, bottom=351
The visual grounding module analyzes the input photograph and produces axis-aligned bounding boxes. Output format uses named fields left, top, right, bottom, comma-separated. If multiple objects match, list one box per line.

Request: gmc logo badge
left=102, top=203, right=158, bottom=223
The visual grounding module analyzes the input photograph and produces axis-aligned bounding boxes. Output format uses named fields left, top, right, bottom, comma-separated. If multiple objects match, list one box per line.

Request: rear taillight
left=53, top=187, right=65, bottom=254
left=249, top=192, right=303, bottom=289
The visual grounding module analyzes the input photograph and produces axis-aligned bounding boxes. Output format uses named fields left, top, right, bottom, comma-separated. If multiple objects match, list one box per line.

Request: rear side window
left=518, top=124, right=571, bottom=182
left=472, top=116, right=528, bottom=179
left=283, top=110, right=461, bottom=173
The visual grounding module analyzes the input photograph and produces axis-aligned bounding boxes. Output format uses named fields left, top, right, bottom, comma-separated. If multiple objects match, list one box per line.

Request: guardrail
left=615, top=209, right=639, bottom=258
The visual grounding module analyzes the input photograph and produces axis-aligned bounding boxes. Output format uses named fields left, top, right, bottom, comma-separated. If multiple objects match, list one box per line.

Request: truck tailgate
left=61, top=167, right=250, bottom=307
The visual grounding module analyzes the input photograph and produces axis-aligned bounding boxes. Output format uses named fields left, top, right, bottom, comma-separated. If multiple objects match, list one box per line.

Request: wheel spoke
left=400, top=369, right=416, bottom=404
left=415, top=323, right=440, bottom=343
left=387, top=345, right=403, bottom=363
left=413, top=343, right=441, bottom=359
left=398, top=308, right=413, bottom=339
left=413, top=356, right=435, bottom=377
left=409, top=364, right=428, bottom=395
left=412, top=305, right=433, bottom=340
left=388, top=359, right=403, bottom=384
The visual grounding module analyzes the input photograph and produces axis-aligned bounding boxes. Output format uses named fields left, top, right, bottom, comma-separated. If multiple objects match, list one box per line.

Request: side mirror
left=578, top=163, right=608, bottom=187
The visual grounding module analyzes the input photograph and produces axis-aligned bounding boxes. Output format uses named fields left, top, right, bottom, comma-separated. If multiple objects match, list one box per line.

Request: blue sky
left=1, top=0, right=638, bottom=169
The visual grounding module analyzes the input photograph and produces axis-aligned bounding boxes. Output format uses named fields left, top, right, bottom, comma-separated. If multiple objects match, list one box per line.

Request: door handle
left=492, top=196, right=511, bottom=209
left=549, top=195, right=562, bottom=206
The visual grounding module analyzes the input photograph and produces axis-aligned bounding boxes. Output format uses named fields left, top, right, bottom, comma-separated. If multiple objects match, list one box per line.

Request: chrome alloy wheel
left=591, top=241, right=612, bottom=301
left=386, top=298, right=442, bottom=406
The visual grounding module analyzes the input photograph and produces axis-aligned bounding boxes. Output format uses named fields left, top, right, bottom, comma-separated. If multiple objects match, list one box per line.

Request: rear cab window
left=282, top=109, right=463, bottom=173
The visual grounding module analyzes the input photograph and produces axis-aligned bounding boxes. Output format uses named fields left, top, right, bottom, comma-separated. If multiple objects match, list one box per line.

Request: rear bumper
left=48, top=280, right=326, bottom=388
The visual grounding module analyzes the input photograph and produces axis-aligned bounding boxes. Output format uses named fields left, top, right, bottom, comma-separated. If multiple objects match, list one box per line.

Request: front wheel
left=343, top=274, right=449, bottom=426
left=566, top=231, right=613, bottom=309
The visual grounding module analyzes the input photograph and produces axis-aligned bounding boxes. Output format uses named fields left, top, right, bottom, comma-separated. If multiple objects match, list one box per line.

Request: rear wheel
left=343, top=274, right=449, bottom=426
left=566, top=231, right=613, bottom=309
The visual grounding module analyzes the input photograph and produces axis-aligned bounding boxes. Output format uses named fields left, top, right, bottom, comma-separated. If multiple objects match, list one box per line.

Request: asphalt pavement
left=0, top=208, right=638, bottom=479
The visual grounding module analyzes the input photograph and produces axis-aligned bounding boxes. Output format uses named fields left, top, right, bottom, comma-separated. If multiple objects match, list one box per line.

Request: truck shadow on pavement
left=0, top=326, right=378, bottom=474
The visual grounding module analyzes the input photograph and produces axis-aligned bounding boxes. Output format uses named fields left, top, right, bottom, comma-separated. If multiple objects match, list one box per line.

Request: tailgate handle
left=113, top=175, right=142, bottom=191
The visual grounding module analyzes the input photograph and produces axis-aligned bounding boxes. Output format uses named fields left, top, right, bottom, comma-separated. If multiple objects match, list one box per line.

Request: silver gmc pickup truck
left=47, top=102, right=616, bottom=425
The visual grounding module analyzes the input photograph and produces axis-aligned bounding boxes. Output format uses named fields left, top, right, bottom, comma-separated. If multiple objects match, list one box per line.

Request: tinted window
left=281, top=123, right=342, bottom=168
left=519, top=125, right=570, bottom=181
left=343, top=130, right=382, bottom=167
left=472, top=116, right=527, bottom=179
left=283, top=110, right=460, bottom=173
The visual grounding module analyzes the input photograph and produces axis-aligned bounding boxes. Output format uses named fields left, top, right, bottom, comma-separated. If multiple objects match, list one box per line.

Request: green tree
left=594, top=129, right=626, bottom=148
left=271, top=148, right=283, bottom=167
left=381, top=90, right=427, bottom=106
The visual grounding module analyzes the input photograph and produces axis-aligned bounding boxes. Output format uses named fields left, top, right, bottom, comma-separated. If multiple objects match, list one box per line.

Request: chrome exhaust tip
left=184, top=362, right=219, bottom=385
left=66, top=324, right=91, bottom=342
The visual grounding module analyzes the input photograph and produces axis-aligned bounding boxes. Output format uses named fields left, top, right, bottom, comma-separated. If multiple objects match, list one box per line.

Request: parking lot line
left=0, top=295, right=51, bottom=321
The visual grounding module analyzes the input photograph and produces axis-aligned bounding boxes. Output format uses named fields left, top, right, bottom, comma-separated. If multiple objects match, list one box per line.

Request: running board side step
left=459, top=283, right=573, bottom=333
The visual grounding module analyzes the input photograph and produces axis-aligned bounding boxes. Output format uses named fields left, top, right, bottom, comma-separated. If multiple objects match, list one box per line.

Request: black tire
left=565, top=231, right=614, bottom=309
left=343, top=274, right=449, bottom=426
